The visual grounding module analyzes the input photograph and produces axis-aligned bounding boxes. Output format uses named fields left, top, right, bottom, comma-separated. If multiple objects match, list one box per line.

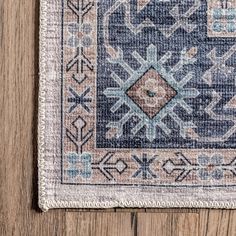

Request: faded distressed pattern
left=39, top=0, right=236, bottom=211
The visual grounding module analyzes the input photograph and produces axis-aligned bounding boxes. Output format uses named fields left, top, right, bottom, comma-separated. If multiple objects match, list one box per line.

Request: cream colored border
left=38, top=0, right=48, bottom=212
left=38, top=0, right=236, bottom=212
left=207, top=0, right=236, bottom=38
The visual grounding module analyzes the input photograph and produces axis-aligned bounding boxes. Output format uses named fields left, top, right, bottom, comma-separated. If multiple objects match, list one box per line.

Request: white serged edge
left=39, top=200, right=236, bottom=212
left=38, top=0, right=236, bottom=212
left=38, top=0, right=48, bottom=212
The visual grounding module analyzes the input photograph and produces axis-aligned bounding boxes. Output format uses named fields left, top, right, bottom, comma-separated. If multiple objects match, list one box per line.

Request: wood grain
left=199, top=210, right=236, bottom=236
left=0, top=0, right=235, bottom=235
left=66, top=212, right=134, bottom=236
left=137, top=213, right=199, bottom=236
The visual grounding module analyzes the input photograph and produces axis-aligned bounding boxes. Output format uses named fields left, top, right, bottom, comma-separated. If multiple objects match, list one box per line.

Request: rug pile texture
left=39, top=0, right=236, bottom=211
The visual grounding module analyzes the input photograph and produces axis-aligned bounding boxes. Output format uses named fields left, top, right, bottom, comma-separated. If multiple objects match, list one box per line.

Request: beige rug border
left=38, top=0, right=236, bottom=212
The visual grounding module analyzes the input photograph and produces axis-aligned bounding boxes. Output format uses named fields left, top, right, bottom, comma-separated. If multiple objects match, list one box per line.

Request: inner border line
left=60, top=0, right=64, bottom=183
left=60, top=0, right=235, bottom=187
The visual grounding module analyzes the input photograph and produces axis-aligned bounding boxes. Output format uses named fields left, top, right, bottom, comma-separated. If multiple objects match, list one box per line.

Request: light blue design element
left=68, top=22, right=80, bottom=34
left=104, top=45, right=199, bottom=141
left=212, top=21, right=223, bottom=32
left=211, top=6, right=236, bottom=34
left=67, top=152, right=92, bottom=179
left=68, top=36, right=80, bottom=48
left=226, top=8, right=236, bottom=20
left=163, top=153, right=236, bottom=182
left=82, top=36, right=92, bottom=47
left=67, top=22, right=93, bottom=48
left=82, top=23, right=92, bottom=34
left=213, top=9, right=223, bottom=20
left=227, top=22, right=236, bottom=32
left=197, top=154, right=224, bottom=180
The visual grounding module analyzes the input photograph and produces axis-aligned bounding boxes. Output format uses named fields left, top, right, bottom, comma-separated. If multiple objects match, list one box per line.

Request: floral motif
left=67, top=153, right=92, bottom=179
left=197, top=154, right=224, bottom=180
left=67, top=22, right=93, bottom=48
left=208, top=0, right=236, bottom=36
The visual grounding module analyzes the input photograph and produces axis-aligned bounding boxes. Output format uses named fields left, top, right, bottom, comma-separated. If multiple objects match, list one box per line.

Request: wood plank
left=199, top=210, right=236, bottom=236
left=137, top=213, right=199, bottom=236
left=0, top=0, right=66, bottom=235
left=115, top=208, right=146, bottom=213
left=137, top=213, right=172, bottom=236
left=228, top=211, right=236, bottom=236
left=66, top=212, right=134, bottom=236
left=172, top=213, right=199, bottom=236
left=146, top=208, right=199, bottom=213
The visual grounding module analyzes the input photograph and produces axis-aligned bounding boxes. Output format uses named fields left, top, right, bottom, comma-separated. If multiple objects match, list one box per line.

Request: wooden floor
left=0, top=0, right=236, bottom=235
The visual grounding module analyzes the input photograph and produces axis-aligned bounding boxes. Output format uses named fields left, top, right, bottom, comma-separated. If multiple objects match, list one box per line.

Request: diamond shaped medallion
left=126, top=68, right=177, bottom=118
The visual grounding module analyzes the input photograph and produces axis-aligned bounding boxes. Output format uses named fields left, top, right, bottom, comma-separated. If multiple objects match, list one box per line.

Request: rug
left=38, top=0, right=236, bottom=211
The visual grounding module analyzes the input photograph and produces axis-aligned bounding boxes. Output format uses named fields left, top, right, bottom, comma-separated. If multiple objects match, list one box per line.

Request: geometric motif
left=57, top=0, right=236, bottom=186
left=60, top=0, right=236, bottom=185
left=208, top=0, right=236, bottom=37
left=163, top=153, right=236, bottom=182
left=39, top=0, right=236, bottom=210
left=97, top=0, right=236, bottom=149
left=126, top=68, right=177, bottom=119
left=132, top=154, right=157, bottom=179
left=102, top=45, right=199, bottom=142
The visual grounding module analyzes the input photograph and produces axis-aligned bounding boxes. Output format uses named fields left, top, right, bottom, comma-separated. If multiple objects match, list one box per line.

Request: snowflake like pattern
left=104, top=45, right=200, bottom=141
